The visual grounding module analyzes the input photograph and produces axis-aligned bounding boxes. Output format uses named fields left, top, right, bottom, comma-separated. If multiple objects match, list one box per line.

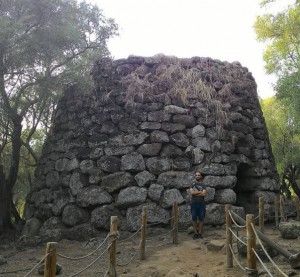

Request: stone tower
left=23, top=55, right=279, bottom=241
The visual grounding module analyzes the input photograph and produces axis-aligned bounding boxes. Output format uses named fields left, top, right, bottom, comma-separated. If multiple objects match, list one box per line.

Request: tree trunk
left=0, top=49, right=23, bottom=234
left=11, top=198, right=23, bottom=224
left=281, top=175, right=292, bottom=199
left=283, top=165, right=300, bottom=198
left=0, top=114, right=23, bottom=234
left=0, top=165, right=12, bottom=233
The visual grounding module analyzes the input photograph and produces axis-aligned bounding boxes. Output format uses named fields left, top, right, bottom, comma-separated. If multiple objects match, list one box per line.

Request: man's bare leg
left=192, top=221, right=198, bottom=234
left=199, top=221, right=204, bottom=238
left=196, top=222, right=200, bottom=234
left=193, top=221, right=200, bottom=239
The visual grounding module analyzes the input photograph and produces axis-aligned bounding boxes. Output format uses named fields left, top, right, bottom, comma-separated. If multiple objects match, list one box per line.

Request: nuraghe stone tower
left=23, top=55, right=280, bottom=241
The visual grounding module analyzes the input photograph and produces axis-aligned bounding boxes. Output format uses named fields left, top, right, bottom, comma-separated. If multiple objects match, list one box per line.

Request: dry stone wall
left=23, top=55, right=280, bottom=241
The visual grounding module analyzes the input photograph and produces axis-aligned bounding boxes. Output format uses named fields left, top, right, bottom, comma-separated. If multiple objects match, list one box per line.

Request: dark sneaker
left=198, top=234, right=203, bottom=239
left=193, top=233, right=198, bottom=240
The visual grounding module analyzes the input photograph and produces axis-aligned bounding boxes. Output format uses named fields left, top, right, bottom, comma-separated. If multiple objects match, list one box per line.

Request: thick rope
left=252, top=248, right=274, bottom=277
left=284, top=202, right=297, bottom=208
left=228, top=244, right=246, bottom=272
left=67, top=243, right=112, bottom=277
left=145, top=227, right=175, bottom=242
left=228, top=227, right=246, bottom=246
left=228, top=211, right=246, bottom=228
left=117, top=249, right=137, bottom=266
left=116, top=231, right=142, bottom=266
left=58, top=234, right=109, bottom=260
left=285, top=210, right=297, bottom=217
left=250, top=223, right=288, bottom=277
left=146, top=240, right=172, bottom=248
left=24, top=253, right=49, bottom=277
left=118, top=226, right=143, bottom=243
left=103, top=268, right=109, bottom=277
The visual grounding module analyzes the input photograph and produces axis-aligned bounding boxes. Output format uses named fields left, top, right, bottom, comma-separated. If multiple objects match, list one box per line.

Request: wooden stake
left=140, top=206, right=147, bottom=260
left=274, top=195, right=279, bottom=227
left=231, top=210, right=300, bottom=269
left=225, top=204, right=233, bottom=269
left=280, top=195, right=286, bottom=222
left=259, top=197, right=264, bottom=233
left=44, top=242, right=57, bottom=277
left=172, top=202, right=178, bottom=245
left=246, top=214, right=256, bottom=273
left=108, top=216, right=118, bottom=277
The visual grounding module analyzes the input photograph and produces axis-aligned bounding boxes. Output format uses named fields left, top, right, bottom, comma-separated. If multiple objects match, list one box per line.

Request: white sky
left=88, top=0, right=292, bottom=99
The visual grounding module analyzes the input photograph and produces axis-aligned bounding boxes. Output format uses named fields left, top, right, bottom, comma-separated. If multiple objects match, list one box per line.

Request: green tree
left=254, top=0, right=300, bottom=120
left=255, top=0, right=300, bottom=198
left=255, top=1, right=300, bottom=74
left=261, top=97, right=300, bottom=198
left=0, top=0, right=118, bottom=233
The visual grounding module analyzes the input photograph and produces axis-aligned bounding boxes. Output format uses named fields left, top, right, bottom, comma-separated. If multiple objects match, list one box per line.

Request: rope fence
left=250, top=223, right=288, bottom=277
left=225, top=203, right=299, bottom=277
left=69, top=243, right=112, bottom=277
left=20, top=202, right=179, bottom=277
left=57, top=234, right=110, bottom=260
left=23, top=253, right=49, bottom=277
left=1, top=196, right=299, bottom=276
left=263, top=196, right=300, bottom=228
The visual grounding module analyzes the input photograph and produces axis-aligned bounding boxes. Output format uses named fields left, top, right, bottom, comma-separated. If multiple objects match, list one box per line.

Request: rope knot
left=109, top=231, right=119, bottom=240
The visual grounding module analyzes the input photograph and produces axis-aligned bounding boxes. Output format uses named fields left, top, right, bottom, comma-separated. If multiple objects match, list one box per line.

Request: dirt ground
left=0, top=224, right=300, bottom=277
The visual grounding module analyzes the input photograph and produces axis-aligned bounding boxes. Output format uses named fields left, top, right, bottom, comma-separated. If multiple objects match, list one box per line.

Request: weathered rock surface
left=24, top=55, right=280, bottom=240
left=279, top=220, right=300, bottom=239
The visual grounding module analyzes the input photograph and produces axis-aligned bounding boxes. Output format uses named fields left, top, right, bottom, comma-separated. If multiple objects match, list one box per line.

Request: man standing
left=188, top=171, right=207, bottom=239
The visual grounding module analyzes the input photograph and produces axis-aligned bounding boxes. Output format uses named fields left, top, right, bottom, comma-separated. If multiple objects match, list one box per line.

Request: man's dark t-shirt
left=190, top=182, right=207, bottom=204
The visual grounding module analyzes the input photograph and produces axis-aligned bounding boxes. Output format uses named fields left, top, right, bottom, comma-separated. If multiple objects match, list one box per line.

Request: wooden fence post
left=172, top=202, right=178, bottom=245
left=44, top=242, right=57, bottom=277
left=225, top=204, right=233, bottom=269
left=259, top=197, right=264, bottom=233
left=246, top=214, right=257, bottom=276
left=280, top=195, right=286, bottom=222
left=274, top=195, right=279, bottom=227
left=108, top=216, right=118, bottom=277
left=140, top=206, right=147, bottom=260
left=295, top=197, right=300, bottom=221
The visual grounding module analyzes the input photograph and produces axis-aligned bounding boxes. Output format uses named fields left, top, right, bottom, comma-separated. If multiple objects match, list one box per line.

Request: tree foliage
left=261, top=97, right=300, bottom=198
left=255, top=2, right=300, bottom=75
left=261, top=98, right=300, bottom=172
left=0, top=0, right=118, bottom=233
left=255, top=0, right=300, bottom=198
left=254, top=0, right=300, bottom=119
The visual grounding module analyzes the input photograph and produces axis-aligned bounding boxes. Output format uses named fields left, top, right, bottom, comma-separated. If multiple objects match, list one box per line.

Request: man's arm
left=189, top=187, right=207, bottom=196
left=200, top=188, right=207, bottom=197
left=189, top=188, right=203, bottom=196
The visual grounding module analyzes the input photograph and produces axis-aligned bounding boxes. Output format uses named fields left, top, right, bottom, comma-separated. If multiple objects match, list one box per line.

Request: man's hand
left=190, top=188, right=200, bottom=196
left=190, top=188, right=206, bottom=196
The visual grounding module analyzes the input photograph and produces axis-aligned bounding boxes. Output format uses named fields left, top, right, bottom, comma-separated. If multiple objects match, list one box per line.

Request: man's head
left=195, top=171, right=202, bottom=181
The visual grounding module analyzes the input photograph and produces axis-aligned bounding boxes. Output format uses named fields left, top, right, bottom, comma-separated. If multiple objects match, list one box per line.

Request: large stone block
left=115, top=187, right=148, bottom=208
left=126, top=203, right=170, bottom=231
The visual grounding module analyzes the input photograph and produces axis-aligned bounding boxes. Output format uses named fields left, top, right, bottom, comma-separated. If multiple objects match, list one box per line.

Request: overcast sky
left=88, top=0, right=292, bottom=99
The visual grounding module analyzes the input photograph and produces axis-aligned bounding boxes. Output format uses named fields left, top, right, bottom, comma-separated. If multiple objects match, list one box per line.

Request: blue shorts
left=191, top=203, right=206, bottom=222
